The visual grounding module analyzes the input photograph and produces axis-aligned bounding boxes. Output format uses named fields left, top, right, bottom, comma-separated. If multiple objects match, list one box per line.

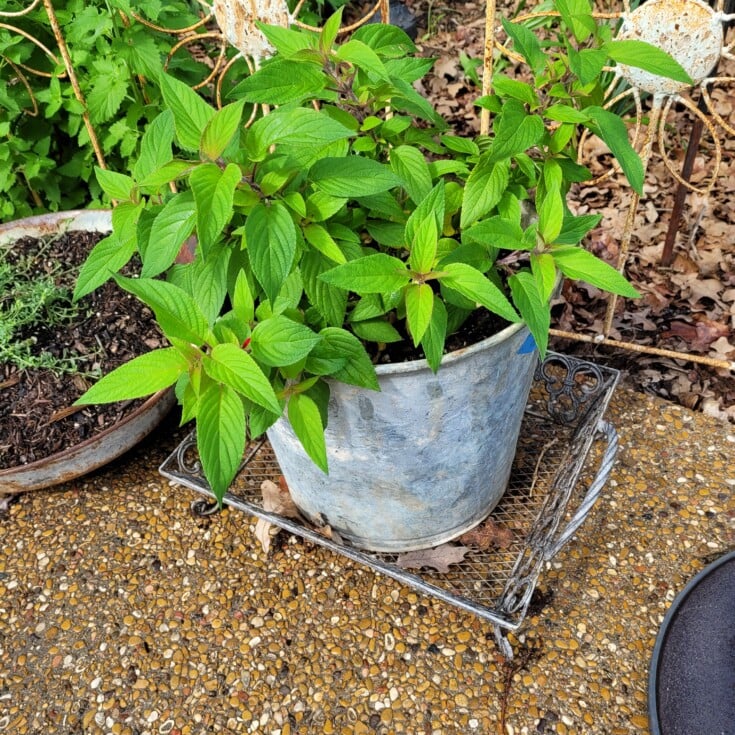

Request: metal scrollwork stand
left=161, top=353, right=620, bottom=659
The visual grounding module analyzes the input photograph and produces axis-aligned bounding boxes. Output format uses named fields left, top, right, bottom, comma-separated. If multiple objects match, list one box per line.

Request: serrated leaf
left=288, top=393, right=327, bottom=473
left=76, top=348, right=187, bottom=404
left=568, top=47, right=608, bottom=86
left=489, top=101, right=545, bottom=162
left=310, top=156, right=402, bottom=197
left=508, top=272, right=548, bottom=357
left=390, top=145, right=432, bottom=204
left=95, top=167, right=134, bottom=201
left=500, top=17, right=546, bottom=74
left=336, top=39, right=389, bottom=80
left=409, top=215, right=438, bottom=274
left=188, top=251, right=230, bottom=324
left=301, top=252, right=348, bottom=327
left=318, top=254, right=410, bottom=294
left=531, top=252, right=558, bottom=302
left=73, top=232, right=136, bottom=300
left=229, top=271, right=254, bottom=326
left=584, top=107, right=644, bottom=194
left=314, top=327, right=380, bottom=390
left=552, top=246, right=640, bottom=297
left=134, top=110, right=175, bottom=182
left=462, top=216, right=525, bottom=251
left=246, top=107, right=353, bottom=164
left=352, top=23, right=416, bottom=57
left=556, top=212, right=601, bottom=245
left=604, top=39, right=693, bottom=85
left=303, top=223, right=346, bottom=264
left=490, top=75, right=539, bottom=107
left=160, top=73, right=215, bottom=152
left=190, top=162, right=241, bottom=252
left=405, top=283, right=434, bottom=346
left=350, top=318, right=403, bottom=344
left=230, top=60, right=326, bottom=104
left=460, top=155, right=510, bottom=229
left=197, top=381, right=246, bottom=504
left=555, top=0, right=594, bottom=43
left=115, top=275, right=210, bottom=345
left=420, top=297, right=447, bottom=373
left=86, top=62, right=127, bottom=123
left=256, top=22, right=317, bottom=57
left=245, top=201, right=297, bottom=303
left=201, top=100, right=245, bottom=160
left=250, top=316, right=321, bottom=367
left=439, top=262, right=519, bottom=323
left=138, top=161, right=193, bottom=191
left=142, top=192, right=196, bottom=277
left=205, top=343, right=281, bottom=414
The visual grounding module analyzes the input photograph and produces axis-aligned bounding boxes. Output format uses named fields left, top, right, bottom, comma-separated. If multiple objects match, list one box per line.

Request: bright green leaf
left=250, top=315, right=321, bottom=366
left=201, top=100, right=245, bottom=160
left=405, top=283, right=434, bottom=346
left=197, top=381, right=246, bottom=503
left=288, top=393, right=327, bottom=473
left=245, top=201, right=297, bottom=303
left=76, top=348, right=187, bottom=404
left=439, top=262, right=520, bottom=323
left=318, top=254, right=410, bottom=294
left=604, top=39, right=693, bottom=85
left=206, top=343, right=281, bottom=414
left=552, top=246, right=641, bottom=297
left=142, top=192, right=196, bottom=277
left=160, top=73, right=215, bottom=152
left=190, top=163, right=241, bottom=252
left=310, top=156, right=403, bottom=197
left=114, top=275, right=210, bottom=345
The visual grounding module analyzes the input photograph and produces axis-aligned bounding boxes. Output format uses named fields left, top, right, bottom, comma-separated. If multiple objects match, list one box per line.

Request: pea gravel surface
left=0, top=387, right=733, bottom=735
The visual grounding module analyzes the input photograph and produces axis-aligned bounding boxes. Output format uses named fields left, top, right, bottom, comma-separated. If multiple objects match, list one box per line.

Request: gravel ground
left=0, top=387, right=733, bottom=735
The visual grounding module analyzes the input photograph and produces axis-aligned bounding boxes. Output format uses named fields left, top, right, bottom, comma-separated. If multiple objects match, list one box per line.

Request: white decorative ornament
left=212, top=0, right=291, bottom=61
left=616, top=0, right=724, bottom=95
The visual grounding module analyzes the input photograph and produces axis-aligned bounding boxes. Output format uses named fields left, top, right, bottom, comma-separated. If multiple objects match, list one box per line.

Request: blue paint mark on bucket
left=517, top=333, right=537, bottom=354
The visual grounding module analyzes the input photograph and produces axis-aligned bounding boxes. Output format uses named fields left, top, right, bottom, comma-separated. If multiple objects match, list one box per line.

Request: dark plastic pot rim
left=648, top=548, right=735, bottom=735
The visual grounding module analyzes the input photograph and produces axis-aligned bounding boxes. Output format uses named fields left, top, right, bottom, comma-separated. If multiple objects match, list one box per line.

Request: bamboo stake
left=480, top=0, right=497, bottom=136
left=42, top=0, right=107, bottom=170
left=549, top=329, right=735, bottom=372
left=602, top=97, right=662, bottom=335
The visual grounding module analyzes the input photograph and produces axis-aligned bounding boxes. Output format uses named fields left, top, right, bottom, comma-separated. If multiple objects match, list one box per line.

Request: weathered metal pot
left=267, top=321, right=537, bottom=552
left=0, top=210, right=175, bottom=495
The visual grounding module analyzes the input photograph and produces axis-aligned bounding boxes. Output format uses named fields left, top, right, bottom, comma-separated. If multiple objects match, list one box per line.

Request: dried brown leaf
left=459, top=518, right=515, bottom=550
left=255, top=479, right=301, bottom=555
left=395, top=544, right=470, bottom=573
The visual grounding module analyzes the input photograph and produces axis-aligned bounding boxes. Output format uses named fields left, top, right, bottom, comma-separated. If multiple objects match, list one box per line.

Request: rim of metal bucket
left=374, top=320, right=529, bottom=377
left=648, top=549, right=735, bottom=735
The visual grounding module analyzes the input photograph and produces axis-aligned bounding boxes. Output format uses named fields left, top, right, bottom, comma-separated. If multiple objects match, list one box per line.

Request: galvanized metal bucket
left=267, top=321, right=537, bottom=552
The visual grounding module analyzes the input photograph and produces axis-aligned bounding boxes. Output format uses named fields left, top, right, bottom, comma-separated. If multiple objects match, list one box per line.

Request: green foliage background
left=0, top=0, right=238, bottom=221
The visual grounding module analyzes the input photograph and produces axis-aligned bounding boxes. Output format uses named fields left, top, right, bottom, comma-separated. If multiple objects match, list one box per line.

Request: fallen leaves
left=396, top=544, right=470, bottom=573
left=459, top=517, right=515, bottom=550
left=255, top=478, right=301, bottom=555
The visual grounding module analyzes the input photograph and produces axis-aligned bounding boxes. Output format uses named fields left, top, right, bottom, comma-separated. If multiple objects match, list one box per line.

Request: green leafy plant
left=74, top=4, right=688, bottom=502
left=0, top=0, right=223, bottom=220
left=0, top=236, right=100, bottom=375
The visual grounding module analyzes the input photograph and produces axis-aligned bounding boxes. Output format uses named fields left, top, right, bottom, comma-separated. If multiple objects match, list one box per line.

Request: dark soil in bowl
left=0, top=230, right=165, bottom=469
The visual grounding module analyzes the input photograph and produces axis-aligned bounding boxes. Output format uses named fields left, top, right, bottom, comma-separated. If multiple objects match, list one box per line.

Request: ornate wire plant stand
left=160, top=353, right=620, bottom=655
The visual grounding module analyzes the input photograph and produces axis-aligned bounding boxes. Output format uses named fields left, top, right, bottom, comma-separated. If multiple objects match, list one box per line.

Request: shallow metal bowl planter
left=0, top=210, right=176, bottom=496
